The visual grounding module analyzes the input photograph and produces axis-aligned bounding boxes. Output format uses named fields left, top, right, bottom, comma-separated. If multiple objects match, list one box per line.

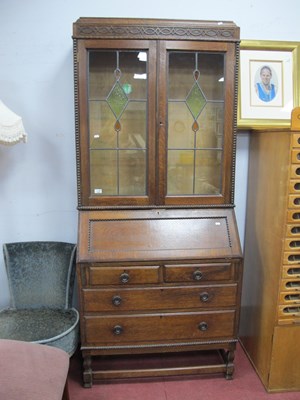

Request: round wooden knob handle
left=113, top=325, right=123, bottom=335
left=199, top=292, right=210, bottom=302
left=120, top=272, right=130, bottom=283
left=112, top=295, right=122, bottom=306
left=193, top=270, right=203, bottom=281
left=198, top=322, right=208, bottom=331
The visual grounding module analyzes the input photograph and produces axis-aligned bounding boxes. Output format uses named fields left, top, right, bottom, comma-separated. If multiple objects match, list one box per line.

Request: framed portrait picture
left=238, top=40, right=300, bottom=129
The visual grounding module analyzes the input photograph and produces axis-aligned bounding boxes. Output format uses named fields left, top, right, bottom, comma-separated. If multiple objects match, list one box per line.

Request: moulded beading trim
left=73, top=38, right=82, bottom=207
left=231, top=41, right=240, bottom=205
left=88, top=216, right=229, bottom=223
left=78, top=204, right=235, bottom=210
left=81, top=338, right=238, bottom=350
left=87, top=215, right=232, bottom=253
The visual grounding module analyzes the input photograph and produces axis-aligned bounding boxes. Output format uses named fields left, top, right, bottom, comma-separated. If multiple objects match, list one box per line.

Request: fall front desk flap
left=77, top=208, right=242, bottom=263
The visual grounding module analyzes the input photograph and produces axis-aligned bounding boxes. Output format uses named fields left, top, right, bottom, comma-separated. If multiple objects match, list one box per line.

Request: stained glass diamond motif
left=186, top=83, right=207, bottom=120
left=107, top=82, right=128, bottom=119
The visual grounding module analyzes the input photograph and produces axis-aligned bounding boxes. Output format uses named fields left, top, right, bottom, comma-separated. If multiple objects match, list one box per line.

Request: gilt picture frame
left=238, top=40, right=300, bottom=130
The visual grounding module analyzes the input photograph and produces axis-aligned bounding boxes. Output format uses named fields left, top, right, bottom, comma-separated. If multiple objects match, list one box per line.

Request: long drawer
left=83, top=310, right=236, bottom=345
left=82, top=284, right=238, bottom=312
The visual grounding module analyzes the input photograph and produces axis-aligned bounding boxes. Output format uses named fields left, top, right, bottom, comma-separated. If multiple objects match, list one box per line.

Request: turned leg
left=82, top=354, right=93, bottom=388
left=223, top=349, right=235, bottom=380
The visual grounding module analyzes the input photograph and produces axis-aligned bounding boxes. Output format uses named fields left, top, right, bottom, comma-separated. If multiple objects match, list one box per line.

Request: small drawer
left=282, top=265, right=300, bottom=279
left=290, top=165, right=300, bottom=180
left=278, top=305, right=300, bottom=319
left=279, top=291, right=300, bottom=304
left=88, top=265, right=160, bottom=286
left=285, top=224, right=300, bottom=237
left=288, top=181, right=300, bottom=195
left=284, top=239, right=300, bottom=252
left=83, top=310, right=236, bottom=345
left=82, top=284, right=238, bottom=312
left=287, top=210, right=300, bottom=223
left=291, top=149, right=300, bottom=163
left=280, top=279, right=300, bottom=292
left=164, top=263, right=234, bottom=283
left=283, top=252, right=300, bottom=265
left=292, top=133, right=300, bottom=148
left=288, top=195, right=300, bottom=209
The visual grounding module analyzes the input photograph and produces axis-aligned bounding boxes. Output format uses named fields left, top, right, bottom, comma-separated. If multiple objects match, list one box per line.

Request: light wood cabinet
left=240, top=112, right=300, bottom=392
left=73, top=18, right=243, bottom=387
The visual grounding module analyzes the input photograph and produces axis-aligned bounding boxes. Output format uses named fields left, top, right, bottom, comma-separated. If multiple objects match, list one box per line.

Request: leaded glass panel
left=89, top=101, right=117, bottom=149
left=195, top=150, right=222, bottom=195
left=168, top=102, right=194, bottom=149
left=167, top=51, right=225, bottom=196
left=88, top=50, right=148, bottom=197
left=167, top=150, right=194, bottom=195
left=90, top=150, right=117, bottom=195
left=119, top=150, right=146, bottom=195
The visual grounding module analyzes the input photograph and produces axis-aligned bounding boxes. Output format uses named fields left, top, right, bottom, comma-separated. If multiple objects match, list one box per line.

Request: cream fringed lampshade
left=0, top=100, right=27, bottom=145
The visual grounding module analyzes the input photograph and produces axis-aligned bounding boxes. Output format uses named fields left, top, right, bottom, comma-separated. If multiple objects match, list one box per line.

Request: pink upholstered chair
left=0, top=339, right=70, bottom=400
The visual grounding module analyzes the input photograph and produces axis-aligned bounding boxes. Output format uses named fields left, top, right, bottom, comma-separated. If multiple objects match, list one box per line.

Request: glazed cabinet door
left=75, top=38, right=237, bottom=207
left=76, top=39, right=157, bottom=207
left=157, top=41, right=236, bottom=206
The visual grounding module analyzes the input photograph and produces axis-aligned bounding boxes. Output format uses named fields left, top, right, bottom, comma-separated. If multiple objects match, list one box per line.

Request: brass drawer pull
left=193, top=270, right=203, bottom=281
left=198, top=322, right=208, bottom=331
left=120, top=272, right=130, bottom=284
left=113, top=325, right=123, bottom=335
left=199, top=292, right=210, bottom=302
left=112, top=295, right=122, bottom=306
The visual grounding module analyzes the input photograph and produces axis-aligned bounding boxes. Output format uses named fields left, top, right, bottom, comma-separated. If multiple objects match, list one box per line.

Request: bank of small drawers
left=80, top=262, right=239, bottom=346
left=279, top=133, right=300, bottom=325
left=85, top=262, right=235, bottom=286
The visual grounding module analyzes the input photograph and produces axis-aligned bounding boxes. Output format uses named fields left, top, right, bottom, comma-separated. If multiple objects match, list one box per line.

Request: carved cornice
left=73, top=18, right=240, bottom=41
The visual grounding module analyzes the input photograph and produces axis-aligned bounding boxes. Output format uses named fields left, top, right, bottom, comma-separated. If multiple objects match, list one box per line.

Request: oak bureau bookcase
left=72, top=18, right=243, bottom=387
